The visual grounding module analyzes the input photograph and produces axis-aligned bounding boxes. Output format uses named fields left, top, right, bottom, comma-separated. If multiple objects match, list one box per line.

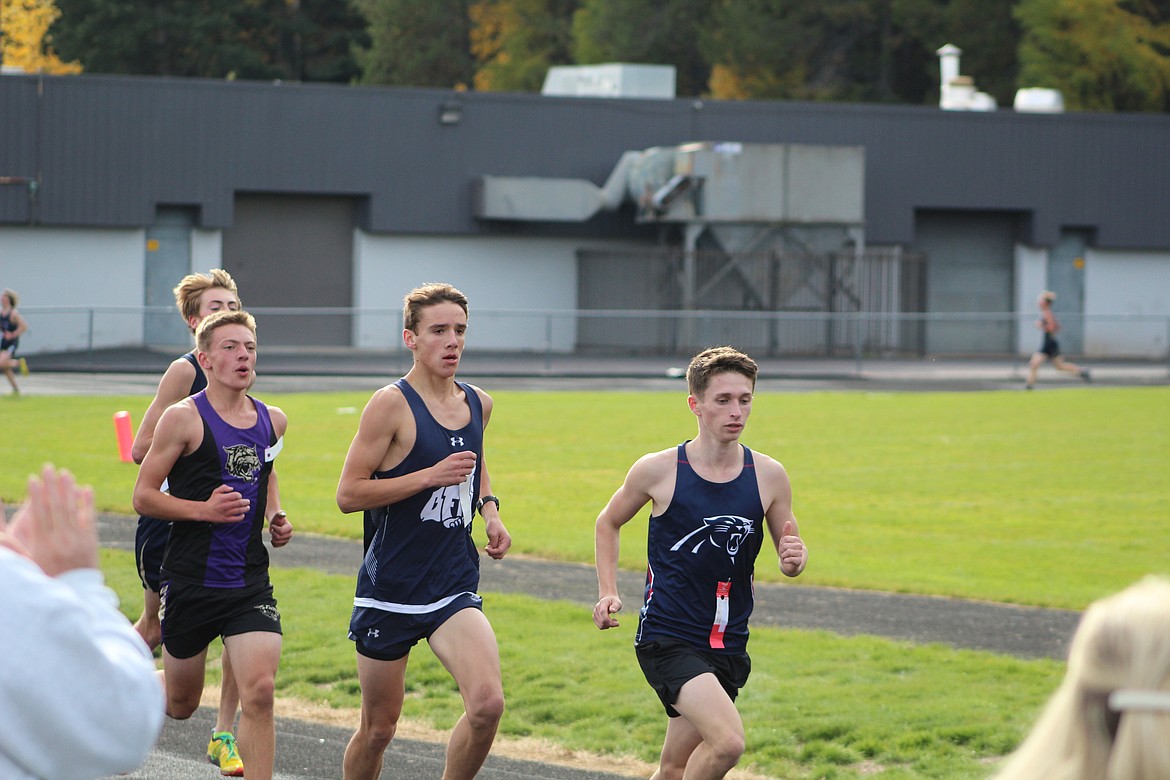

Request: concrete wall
left=1014, top=244, right=1170, bottom=358
left=1014, top=244, right=1048, bottom=355
left=1085, top=249, right=1170, bottom=358
left=352, top=234, right=582, bottom=352
left=0, top=226, right=145, bottom=353
left=5, top=223, right=1170, bottom=359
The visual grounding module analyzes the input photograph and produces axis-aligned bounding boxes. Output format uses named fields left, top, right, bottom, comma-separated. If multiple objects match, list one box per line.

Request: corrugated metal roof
left=2, top=72, right=1169, bottom=248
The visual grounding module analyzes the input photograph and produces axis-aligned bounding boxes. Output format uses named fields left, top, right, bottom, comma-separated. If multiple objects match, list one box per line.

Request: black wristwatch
left=476, top=495, right=500, bottom=514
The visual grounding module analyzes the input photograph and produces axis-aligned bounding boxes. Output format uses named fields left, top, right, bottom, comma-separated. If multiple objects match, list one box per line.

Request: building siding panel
left=1, top=73, right=1169, bottom=250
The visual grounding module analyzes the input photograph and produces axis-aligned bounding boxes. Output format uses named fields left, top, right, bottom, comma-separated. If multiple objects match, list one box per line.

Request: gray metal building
left=1, top=73, right=1168, bottom=358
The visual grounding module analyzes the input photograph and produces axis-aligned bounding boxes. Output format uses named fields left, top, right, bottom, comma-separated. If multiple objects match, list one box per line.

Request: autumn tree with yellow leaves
left=0, top=0, right=81, bottom=74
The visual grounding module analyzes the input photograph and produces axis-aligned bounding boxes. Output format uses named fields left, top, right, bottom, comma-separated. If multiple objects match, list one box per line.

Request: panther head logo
left=670, top=515, right=755, bottom=561
left=223, top=444, right=263, bottom=483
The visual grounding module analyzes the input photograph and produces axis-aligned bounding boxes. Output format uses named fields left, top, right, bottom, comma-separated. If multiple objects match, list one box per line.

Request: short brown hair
left=403, top=283, right=468, bottom=332
left=2, top=288, right=19, bottom=307
left=686, top=346, right=758, bottom=398
left=174, top=269, right=241, bottom=327
left=195, top=309, right=256, bottom=354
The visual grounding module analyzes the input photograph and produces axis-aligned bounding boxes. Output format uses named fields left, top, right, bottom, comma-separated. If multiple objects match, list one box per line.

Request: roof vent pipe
left=936, top=43, right=996, bottom=111
left=936, top=44, right=962, bottom=92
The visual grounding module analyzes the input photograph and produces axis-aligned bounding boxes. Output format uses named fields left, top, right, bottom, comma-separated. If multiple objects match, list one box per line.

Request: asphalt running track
left=95, top=512, right=1080, bottom=780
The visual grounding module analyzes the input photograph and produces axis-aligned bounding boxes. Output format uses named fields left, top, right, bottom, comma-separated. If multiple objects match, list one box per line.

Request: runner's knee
left=465, top=686, right=504, bottom=730
left=239, top=673, right=276, bottom=713
left=166, top=693, right=200, bottom=720
left=706, top=731, right=745, bottom=766
left=360, top=720, right=397, bottom=750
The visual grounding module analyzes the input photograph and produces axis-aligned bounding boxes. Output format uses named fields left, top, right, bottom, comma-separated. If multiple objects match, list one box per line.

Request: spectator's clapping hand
left=3, top=465, right=98, bottom=577
left=0, top=500, right=30, bottom=559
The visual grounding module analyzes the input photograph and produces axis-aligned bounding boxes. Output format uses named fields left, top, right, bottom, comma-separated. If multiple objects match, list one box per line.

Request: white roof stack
left=1014, top=87, right=1065, bottom=113
left=541, top=64, right=676, bottom=99
left=936, top=44, right=997, bottom=111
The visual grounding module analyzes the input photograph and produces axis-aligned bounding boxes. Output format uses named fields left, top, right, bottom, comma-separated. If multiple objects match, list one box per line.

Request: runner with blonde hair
left=1, top=288, right=29, bottom=396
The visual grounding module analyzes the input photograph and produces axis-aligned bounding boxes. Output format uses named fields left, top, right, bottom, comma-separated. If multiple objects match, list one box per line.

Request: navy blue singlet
left=0, top=311, right=17, bottom=352
left=354, top=379, right=484, bottom=614
left=181, top=350, right=208, bottom=395
left=636, top=443, right=766, bottom=653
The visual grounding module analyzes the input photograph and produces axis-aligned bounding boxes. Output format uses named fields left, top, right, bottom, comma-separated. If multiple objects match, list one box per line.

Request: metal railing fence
left=14, top=305, right=1170, bottom=371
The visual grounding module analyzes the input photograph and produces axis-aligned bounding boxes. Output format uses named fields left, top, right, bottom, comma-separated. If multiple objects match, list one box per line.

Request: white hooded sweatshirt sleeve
left=0, top=547, right=164, bottom=780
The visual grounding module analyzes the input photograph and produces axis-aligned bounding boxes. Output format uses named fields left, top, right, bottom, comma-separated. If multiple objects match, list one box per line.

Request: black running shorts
left=160, top=578, right=281, bottom=659
left=636, top=638, right=751, bottom=718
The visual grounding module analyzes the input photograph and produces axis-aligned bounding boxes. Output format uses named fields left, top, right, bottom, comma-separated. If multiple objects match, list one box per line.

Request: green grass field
left=5, top=386, right=1166, bottom=608
left=5, top=386, right=1169, bottom=778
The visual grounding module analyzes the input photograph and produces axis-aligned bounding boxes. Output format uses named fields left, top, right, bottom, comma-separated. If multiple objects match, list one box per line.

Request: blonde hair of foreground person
left=991, top=576, right=1170, bottom=780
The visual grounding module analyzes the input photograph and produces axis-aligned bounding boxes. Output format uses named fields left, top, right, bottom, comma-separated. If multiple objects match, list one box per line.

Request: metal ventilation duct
left=473, top=142, right=865, bottom=227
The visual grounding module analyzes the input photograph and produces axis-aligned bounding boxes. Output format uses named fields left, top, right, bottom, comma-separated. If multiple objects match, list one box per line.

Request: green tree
left=49, top=0, right=362, bottom=81
left=1015, top=0, right=1170, bottom=111
left=705, top=0, right=908, bottom=102
left=939, top=0, right=1019, bottom=106
left=279, top=0, right=367, bottom=83
left=469, top=0, right=576, bottom=92
left=703, top=0, right=1018, bottom=106
left=352, top=0, right=474, bottom=88
left=571, top=0, right=713, bottom=97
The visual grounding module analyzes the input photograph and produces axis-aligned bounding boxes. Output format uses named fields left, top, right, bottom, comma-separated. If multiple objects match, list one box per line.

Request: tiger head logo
left=223, top=444, right=263, bottom=483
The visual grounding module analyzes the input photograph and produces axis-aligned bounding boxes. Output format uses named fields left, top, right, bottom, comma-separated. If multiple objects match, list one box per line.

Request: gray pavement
left=115, top=706, right=632, bottom=780
left=96, top=509, right=1081, bottom=780
left=95, top=514, right=1081, bottom=662
left=17, top=345, right=1170, bottom=396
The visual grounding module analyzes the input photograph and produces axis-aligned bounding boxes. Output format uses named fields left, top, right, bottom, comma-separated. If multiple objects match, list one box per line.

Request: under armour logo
left=367, top=628, right=380, bottom=638
left=450, top=436, right=465, bottom=447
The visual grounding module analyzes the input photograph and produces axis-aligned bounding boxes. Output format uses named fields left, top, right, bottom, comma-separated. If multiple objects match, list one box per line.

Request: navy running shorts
left=134, top=515, right=171, bottom=592
left=350, top=592, right=484, bottom=661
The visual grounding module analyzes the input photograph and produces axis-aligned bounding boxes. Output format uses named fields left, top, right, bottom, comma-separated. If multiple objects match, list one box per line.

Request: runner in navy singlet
left=635, top=443, right=765, bottom=654
left=0, top=288, right=28, bottom=395
left=1025, top=290, right=1091, bottom=390
left=593, top=346, right=808, bottom=780
left=133, top=310, right=291, bottom=780
left=336, top=282, right=511, bottom=780
left=128, top=269, right=255, bottom=776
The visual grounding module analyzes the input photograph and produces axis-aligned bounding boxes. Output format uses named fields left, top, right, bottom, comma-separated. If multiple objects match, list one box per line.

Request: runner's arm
left=266, top=408, right=293, bottom=547
left=593, top=451, right=668, bottom=629
left=131, top=357, right=197, bottom=463
left=4, top=311, right=27, bottom=339
left=132, top=402, right=249, bottom=523
left=336, top=386, right=474, bottom=513
left=758, top=455, right=806, bottom=576
left=472, top=387, right=510, bottom=559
